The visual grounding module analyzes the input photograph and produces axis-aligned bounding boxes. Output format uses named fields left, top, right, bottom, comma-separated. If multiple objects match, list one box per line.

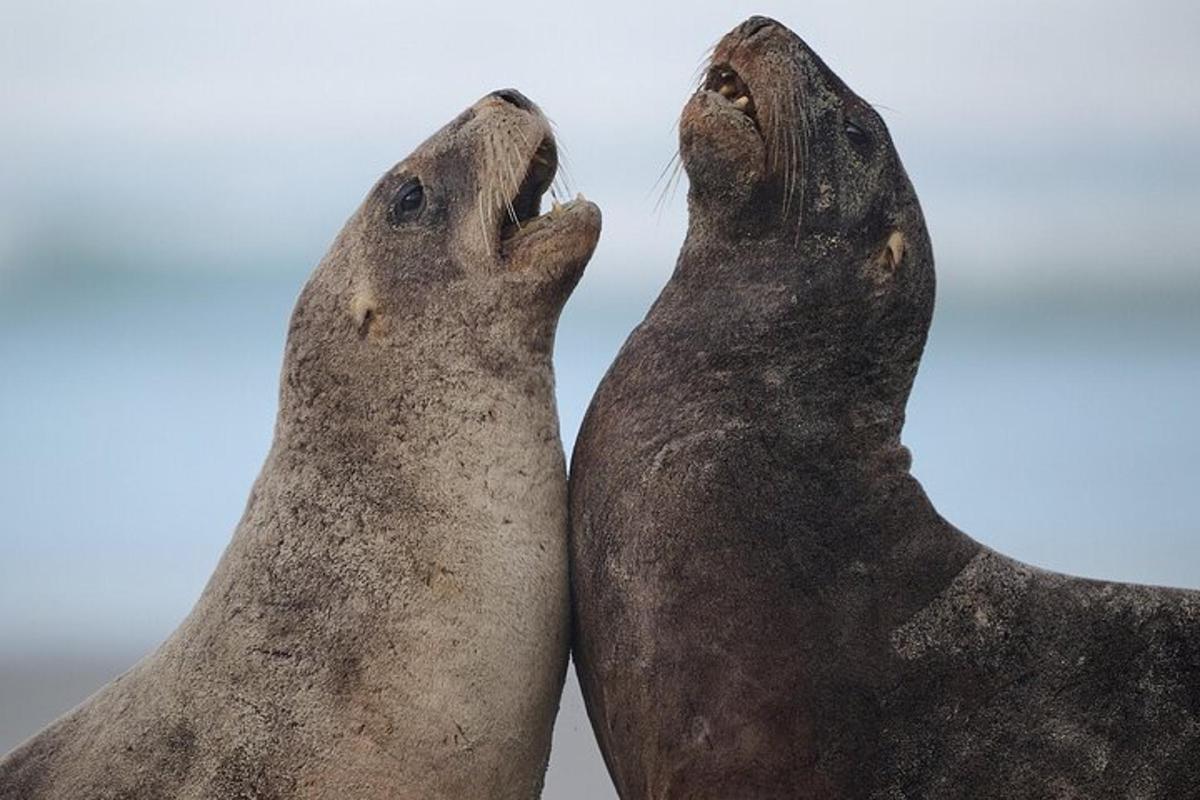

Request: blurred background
left=1, top=1, right=1197, bottom=796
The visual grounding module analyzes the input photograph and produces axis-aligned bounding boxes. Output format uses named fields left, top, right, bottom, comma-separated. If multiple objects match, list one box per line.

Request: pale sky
left=2, top=0, right=1199, bottom=294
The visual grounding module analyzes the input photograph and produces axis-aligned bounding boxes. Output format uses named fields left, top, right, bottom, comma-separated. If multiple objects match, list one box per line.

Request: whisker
left=554, top=148, right=575, bottom=199
left=477, top=189, right=491, bottom=249
left=649, top=147, right=679, bottom=198
left=492, top=133, right=506, bottom=234
left=514, top=125, right=535, bottom=153
left=691, top=43, right=718, bottom=88
left=662, top=156, right=686, bottom=215
left=502, top=137, right=522, bottom=224
left=790, top=84, right=805, bottom=226
left=544, top=117, right=574, bottom=199
left=652, top=151, right=685, bottom=215
left=773, top=84, right=790, bottom=219
left=793, top=81, right=811, bottom=244
left=480, top=131, right=498, bottom=246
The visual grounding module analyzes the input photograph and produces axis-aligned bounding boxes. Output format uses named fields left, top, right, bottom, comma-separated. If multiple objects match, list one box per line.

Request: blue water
left=1, top=271, right=1198, bottom=796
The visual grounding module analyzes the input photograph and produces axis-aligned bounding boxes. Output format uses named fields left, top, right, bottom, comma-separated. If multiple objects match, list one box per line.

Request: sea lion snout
left=457, top=89, right=599, bottom=287
left=499, top=196, right=600, bottom=294
left=737, top=15, right=780, bottom=40
left=489, top=88, right=538, bottom=112
left=678, top=88, right=766, bottom=219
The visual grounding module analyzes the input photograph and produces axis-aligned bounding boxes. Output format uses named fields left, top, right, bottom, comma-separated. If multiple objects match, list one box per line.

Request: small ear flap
left=877, top=230, right=906, bottom=273
left=351, top=293, right=377, bottom=338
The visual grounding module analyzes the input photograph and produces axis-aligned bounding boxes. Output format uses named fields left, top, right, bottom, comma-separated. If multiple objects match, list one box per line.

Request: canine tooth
left=576, top=192, right=586, bottom=202
left=719, top=83, right=738, bottom=98
left=552, top=200, right=563, bottom=214
left=733, top=96, right=750, bottom=109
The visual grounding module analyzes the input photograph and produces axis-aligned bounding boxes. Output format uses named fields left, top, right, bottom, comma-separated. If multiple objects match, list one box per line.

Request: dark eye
left=844, top=119, right=871, bottom=150
left=389, top=179, right=425, bottom=225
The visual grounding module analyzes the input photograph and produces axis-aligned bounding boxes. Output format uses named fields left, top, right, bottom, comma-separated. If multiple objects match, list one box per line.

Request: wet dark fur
left=569, top=17, right=1200, bottom=799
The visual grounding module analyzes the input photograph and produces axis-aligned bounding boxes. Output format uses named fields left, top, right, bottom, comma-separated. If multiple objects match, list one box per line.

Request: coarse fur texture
left=568, top=17, right=1200, bottom=799
left=1, top=89, right=601, bottom=800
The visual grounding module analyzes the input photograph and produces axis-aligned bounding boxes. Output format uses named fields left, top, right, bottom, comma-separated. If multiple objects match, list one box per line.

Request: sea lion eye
left=389, top=179, right=425, bottom=225
left=844, top=120, right=871, bottom=150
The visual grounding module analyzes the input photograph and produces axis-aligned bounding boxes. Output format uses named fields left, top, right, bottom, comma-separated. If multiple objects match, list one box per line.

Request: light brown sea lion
left=1, top=88, right=600, bottom=800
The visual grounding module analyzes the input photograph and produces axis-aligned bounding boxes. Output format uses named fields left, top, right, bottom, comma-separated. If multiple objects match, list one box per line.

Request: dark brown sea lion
left=568, top=17, right=1200, bottom=799
left=0, top=88, right=600, bottom=800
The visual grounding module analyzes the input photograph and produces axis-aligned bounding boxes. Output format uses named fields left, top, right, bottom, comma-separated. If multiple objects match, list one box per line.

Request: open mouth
left=704, top=64, right=757, bottom=124
left=498, top=135, right=559, bottom=250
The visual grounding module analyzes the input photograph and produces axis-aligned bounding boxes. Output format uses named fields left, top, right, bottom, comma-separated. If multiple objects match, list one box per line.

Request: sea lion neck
left=271, top=271, right=558, bottom=467
left=657, top=233, right=927, bottom=479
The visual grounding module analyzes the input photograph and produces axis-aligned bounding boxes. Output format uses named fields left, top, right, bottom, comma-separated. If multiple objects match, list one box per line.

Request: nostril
left=740, top=16, right=776, bottom=39
left=492, top=88, right=535, bottom=112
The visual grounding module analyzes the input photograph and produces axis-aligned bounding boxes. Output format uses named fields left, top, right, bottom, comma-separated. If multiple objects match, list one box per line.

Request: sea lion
left=569, top=17, right=1200, bottom=799
left=1, top=88, right=600, bottom=800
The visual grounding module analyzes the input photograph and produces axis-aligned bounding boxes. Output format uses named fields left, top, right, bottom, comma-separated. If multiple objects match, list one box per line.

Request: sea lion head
left=281, top=90, right=600, bottom=440
left=678, top=18, right=933, bottom=443
left=335, top=88, right=599, bottom=341
left=682, top=17, right=925, bottom=257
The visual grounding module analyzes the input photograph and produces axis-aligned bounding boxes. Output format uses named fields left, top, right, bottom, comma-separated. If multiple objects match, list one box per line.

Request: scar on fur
left=351, top=292, right=377, bottom=337
left=877, top=230, right=906, bottom=272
